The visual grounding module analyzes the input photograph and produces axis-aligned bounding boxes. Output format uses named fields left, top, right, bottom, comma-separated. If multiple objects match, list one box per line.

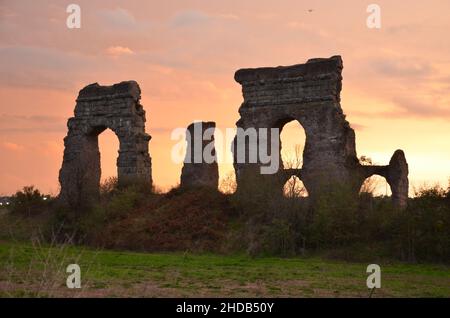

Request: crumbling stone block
left=180, top=121, right=219, bottom=189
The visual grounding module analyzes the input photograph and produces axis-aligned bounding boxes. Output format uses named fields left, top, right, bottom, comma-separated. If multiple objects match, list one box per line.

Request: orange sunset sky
left=1, top=0, right=449, bottom=196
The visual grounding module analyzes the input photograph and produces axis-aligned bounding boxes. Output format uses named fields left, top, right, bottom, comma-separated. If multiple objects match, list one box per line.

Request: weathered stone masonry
left=58, top=56, right=409, bottom=209
left=232, top=56, right=409, bottom=208
left=180, top=121, right=219, bottom=189
left=58, top=81, right=152, bottom=207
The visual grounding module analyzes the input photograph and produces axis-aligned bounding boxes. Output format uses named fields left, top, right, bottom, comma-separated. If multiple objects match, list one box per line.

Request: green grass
left=0, top=241, right=448, bottom=297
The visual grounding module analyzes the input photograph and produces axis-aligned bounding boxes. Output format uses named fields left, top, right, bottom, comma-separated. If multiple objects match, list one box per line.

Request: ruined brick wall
left=58, top=81, right=152, bottom=207
left=232, top=56, right=409, bottom=208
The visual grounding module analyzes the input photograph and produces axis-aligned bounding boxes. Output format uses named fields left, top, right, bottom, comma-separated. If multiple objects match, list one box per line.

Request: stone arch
left=231, top=56, right=409, bottom=208
left=58, top=81, right=152, bottom=207
left=358, top=150, right=409, bottom=208
left=359, top=174, right=391, bottom=196
left=232, top=56, right=360, bottom=199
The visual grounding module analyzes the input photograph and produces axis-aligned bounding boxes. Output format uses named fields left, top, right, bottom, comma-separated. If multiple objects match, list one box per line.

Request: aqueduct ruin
left=58, top=81, right=152, bottom=207
left=59, top=56, right=409, bottom=209
left=232, top=56, right=409, bottom=208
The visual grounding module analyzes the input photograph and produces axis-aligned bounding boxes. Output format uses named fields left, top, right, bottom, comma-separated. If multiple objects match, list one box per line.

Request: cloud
left=0, top=115, right=66, bottom=134
left=149, top=127, right=177, bottom=135
left=390, top=97, right=450, bottom=118
left=350, top=123, right=365, bottom=131
left=0, top=46, right=90, bottom=90
left=170, top=10, right=211, bottom=28
left=105, top=46, right=135, bottom=57
left=350, top=97, right=450, bottom=120
left=386, top=24, right=419, bottom=35
left=373, top=58, right=434, bottom=78
left=98, top=7, right=137, bottom=29
left=1, top=142, right=24, bottom=152
left=169, top=10, right=239, bottom=29
left=218, top=13, right=239, bottom=20
left=286, top=21, right=329, bottom=38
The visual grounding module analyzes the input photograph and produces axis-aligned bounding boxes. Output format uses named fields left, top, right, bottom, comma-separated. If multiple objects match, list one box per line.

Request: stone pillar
left=385, top=150, right=409, bottom=209
left=180, top=121, right=219, bottom=189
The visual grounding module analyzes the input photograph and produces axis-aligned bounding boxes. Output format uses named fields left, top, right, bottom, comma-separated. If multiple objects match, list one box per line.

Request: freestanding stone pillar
left=58, top=81, right=152, bottom=207
left=180, top=121, right=219, bottom=189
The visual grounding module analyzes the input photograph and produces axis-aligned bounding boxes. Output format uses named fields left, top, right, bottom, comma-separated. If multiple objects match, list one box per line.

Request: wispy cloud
left=0, top=46, right=90, bottom=90
left=373, top=58, right=434, bottom=78
left=390, top=97, right=450, bottom=119
left=170, top=10, right=211, bottom=28
left=0, top=115, right=66, bottom=134
left=1, top=141, right=24, bottom=152
left=105, top=46, right=135, bottom=57
left=97, top=7, right=137, bottom=29
left=350, top=123, right=366, bottom=131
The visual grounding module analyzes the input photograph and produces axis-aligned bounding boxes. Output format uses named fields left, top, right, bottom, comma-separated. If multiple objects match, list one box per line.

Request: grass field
left=0, top=241, right=448, bottom=298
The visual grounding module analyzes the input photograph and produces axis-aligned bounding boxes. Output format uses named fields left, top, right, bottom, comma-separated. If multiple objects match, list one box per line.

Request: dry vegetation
left=1, top=175, right=449, bottom=298
left=1, top=175, right=449, bottom=264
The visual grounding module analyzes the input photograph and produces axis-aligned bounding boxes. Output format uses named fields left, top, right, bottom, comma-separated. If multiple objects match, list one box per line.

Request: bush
left=260, top=219, right=298, bottom=256
left=307, top=186, right=361, bottom=249
left=81, top=185, right=146, bottom=238
left=10, top=186, right=51, bottom=216
left=6, top=178, right=450, bottom=263
left=396, top=186, right=450, bottom=262
left=229, top=177, right=450, bottom=262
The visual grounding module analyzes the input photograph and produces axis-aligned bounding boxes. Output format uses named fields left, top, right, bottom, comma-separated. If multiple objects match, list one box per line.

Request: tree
left=11, top=186, right=47, bottom=216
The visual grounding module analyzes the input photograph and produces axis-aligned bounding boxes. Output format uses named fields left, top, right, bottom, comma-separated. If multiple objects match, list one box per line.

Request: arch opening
left=283, top=175, right=309, bottom=198
left=279, top=119, right=306, bottom=170
left=359, top=174, right=392, bottom=197
left=97, top=127, right=120, bottom=185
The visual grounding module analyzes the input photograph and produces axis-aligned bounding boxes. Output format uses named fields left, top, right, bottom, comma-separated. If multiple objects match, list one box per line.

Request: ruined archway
left=232, top=56, right=358, bottom=200
left=58, top=81, right=152, bottom=207
left=232, top=56, right=409, bottom=208
left=359, top=175, right=391, bottom=196
left=357, top=150, right=409, bottom=208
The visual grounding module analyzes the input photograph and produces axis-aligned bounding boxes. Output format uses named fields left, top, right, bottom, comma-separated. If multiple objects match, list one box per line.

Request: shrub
left=10, top=186, right=51, bottom=216
left=396, top=185, right=450, bottom=262
left=6, top=176, right=449, bottom=263
left=260, top=219, right=298, bottom=257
